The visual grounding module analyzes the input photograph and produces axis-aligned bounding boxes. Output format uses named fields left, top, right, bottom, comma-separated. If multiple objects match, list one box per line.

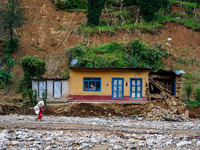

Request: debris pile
left=145, top=102, right=187, bottom=121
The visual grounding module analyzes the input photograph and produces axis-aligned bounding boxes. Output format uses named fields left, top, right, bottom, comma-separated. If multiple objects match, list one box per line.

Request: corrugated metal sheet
left=174, top=70, right=185, bottom=75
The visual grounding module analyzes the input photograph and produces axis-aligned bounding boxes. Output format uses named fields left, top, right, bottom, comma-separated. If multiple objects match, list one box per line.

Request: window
left=38, top=81, right=46, bottom=98
left=54, top=81, right=62, bottom=98
left=83, top=77, right=101, bottom=92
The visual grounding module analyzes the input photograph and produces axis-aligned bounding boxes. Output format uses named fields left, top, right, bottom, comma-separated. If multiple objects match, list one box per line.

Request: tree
left=0, top=0, right=26, bottom=42
left=137, top=0, right=162, bottom=22
left=184, top=81, right=193, bottom=102
left=21, top=56, right=46, bottom=90
left=87, top=0, right=107, bottom=25
left=195, top=87, right=200, bottom=103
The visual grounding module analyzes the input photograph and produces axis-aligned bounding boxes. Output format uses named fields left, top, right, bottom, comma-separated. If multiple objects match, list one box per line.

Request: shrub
left=22, top=89, right=38, bottom=106
left=87, top=0, right=107, bottom=25
left=0, top=58, right=15, bottom=83
left=21, top=56, right=46, bottom=90
left=42, top=92, right=47, bottom=107
left=67, top=40, right=164, bottom=70
left=123, top=0, right=137, bottom=6
left=195, top=87, right=200, bottom=102
left=137, top=0, right=162, bottom=22
left=184, top=81, right=193, bottom=101
left=56, top=0, right=78, bottom=10
left=5, top=38, right=19, bottom=57
left=127, top=39, right=163, bottom=70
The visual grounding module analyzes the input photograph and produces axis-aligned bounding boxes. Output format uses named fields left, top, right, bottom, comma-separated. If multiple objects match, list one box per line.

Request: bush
left=184, top=81, right=193, bottom=101
left=22, top=89, right=38, bottom=106
left=42, top=92, right=47, bottom=107
left=56, top=0, right=87, bottom=10
left=21, top=56, right=46, bottom=90
left=0, top=58, right=15, bottom=83
left=87, top=0, right=107, bottom=25
left=127, top=39, right=163, bottom=70
left=67, top=40, right=164, bottom=70
left=123, top=0, right=137, bottom=6
left=56, top=0, right=78, bottom=10
left=5, top=38, right=19, bottom=57
left=137, top=0, right=162, bottom=22
left=195, top=87, right=200, bottom=102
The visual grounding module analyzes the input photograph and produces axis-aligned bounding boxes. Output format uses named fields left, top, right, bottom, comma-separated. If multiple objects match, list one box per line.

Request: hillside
left=1, top=0, right=200, bottom=90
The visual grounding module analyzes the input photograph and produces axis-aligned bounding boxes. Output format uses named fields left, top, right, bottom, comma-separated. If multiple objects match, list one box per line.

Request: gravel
left=0, top=114, right=200, bottom=149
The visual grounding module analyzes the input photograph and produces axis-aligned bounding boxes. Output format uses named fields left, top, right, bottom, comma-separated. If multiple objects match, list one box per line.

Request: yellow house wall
left=69, top=68, right=150, bottom=97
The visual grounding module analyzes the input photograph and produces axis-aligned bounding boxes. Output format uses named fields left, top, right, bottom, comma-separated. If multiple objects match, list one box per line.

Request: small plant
left=56, top=24, right=63, bottom=31
left=184, top=81, right=193, bottom=102
left=22, top=89, right=38, bottom=106
left=195, top=87, right=200, bottom=103
left=42, top=92, right=47, bottom=107
left=37, top=48, right=45, bottom=51
left=5, top=38, right=19, bottom=57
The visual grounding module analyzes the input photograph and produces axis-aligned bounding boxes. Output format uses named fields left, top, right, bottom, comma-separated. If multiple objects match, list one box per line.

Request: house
left=68, top=67, right=152, bottom=103
left=32, top=77, right=69, bottom=101
left=32, top=67, right=185, bottom=104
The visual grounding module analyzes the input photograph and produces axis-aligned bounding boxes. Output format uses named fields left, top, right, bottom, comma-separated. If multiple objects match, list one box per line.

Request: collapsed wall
left=145, top=70, right=186, bottom=120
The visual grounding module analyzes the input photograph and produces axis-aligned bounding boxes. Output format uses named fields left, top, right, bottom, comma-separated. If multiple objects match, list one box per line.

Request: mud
left=0, top=102, right=199, bottom=118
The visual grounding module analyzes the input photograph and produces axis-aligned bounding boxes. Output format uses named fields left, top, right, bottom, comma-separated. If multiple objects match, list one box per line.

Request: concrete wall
left=32, top=80, right=70, bottom=101
left=69, top=68, right=150, bottom=98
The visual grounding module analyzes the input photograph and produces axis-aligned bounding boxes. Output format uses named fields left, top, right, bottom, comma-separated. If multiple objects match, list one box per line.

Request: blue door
left=112, top=78, right=124, bottom=99
left=130, top=78, right=142, bottom=99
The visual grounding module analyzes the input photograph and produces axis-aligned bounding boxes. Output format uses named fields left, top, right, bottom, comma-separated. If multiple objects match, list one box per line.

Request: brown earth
left=13, top=0, right=200, bottom=77
left=0, top=103, right=146, bottom=117
left=1, top=102, right=199, bottom=118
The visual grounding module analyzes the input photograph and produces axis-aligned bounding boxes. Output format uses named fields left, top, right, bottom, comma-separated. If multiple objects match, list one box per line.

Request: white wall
left=32, top=80, right=69, bottom=101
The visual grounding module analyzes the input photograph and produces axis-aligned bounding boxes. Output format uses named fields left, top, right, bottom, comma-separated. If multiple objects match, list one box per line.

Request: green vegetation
left=37, top=48, right=45, bottom=51
left=22, top=89, right=38, bottom=106
left=75, top=0, right=200, bottom=35
left=20, top=56, right=46, bottom=91
left=56, top=0, right=87, bottom=10
left=87, top=0, right=107, bottom=25
left=184, top=81, right=193, bottom=102
left=195, top=87, right=200, bottom=102
left=42, top=92, right=47, bottom=107
left=123, top=0, right=137, bottom=6
left=5, top=38, right=19, bottom=56
left=0, top=0, right=26, bottom=43
left=183, top=100, right=200, bottom=106
left=137, top=0, right=163, bottom=22
left=67, top=39, right=167, bottom=70
left=0, top=58, right=15, bottom=84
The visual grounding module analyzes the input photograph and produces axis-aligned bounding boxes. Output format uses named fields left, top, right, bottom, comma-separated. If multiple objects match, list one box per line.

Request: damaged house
left=32, top=67, right=185, bottom=105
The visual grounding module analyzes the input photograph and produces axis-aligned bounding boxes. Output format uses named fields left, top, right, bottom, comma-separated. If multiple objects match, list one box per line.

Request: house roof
left=32, top=77, right=69, bottom=80
left=69, top=67, right=152, bottom=70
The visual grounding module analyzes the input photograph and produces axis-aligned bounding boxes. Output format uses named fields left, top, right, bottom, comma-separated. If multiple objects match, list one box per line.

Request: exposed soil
left=11, top=0, right=200, bottom=78
left=0, top=102, right=199, bottom=118
left=0, top=103, right=146, bottom=117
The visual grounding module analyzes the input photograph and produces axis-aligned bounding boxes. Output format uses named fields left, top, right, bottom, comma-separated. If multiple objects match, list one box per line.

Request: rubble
left=0, top=114, right=200, bottom=149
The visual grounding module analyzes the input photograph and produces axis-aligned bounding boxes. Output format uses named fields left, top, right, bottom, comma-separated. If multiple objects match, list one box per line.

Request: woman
left=36, top=106, right=44, bottom=121
left=34, top=101, right=45, bottom=121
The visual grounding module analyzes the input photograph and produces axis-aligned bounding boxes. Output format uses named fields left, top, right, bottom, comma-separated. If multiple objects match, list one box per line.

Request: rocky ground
left=0, top=115, right=200, bottom=149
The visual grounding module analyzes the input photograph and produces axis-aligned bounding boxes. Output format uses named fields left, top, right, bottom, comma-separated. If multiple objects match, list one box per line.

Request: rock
left=28, top=138, right=35, bottom=141
left=196, top=140, right=200, bottom=147
left=176, top=141, right=191, bottom=147
left=82, top=143, right=89, bottom=148
left=44, top=146, right=52, bottom=150
left=146, top=103, right=154, bottom=112
left=11, top=141, right=19, bottom=146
